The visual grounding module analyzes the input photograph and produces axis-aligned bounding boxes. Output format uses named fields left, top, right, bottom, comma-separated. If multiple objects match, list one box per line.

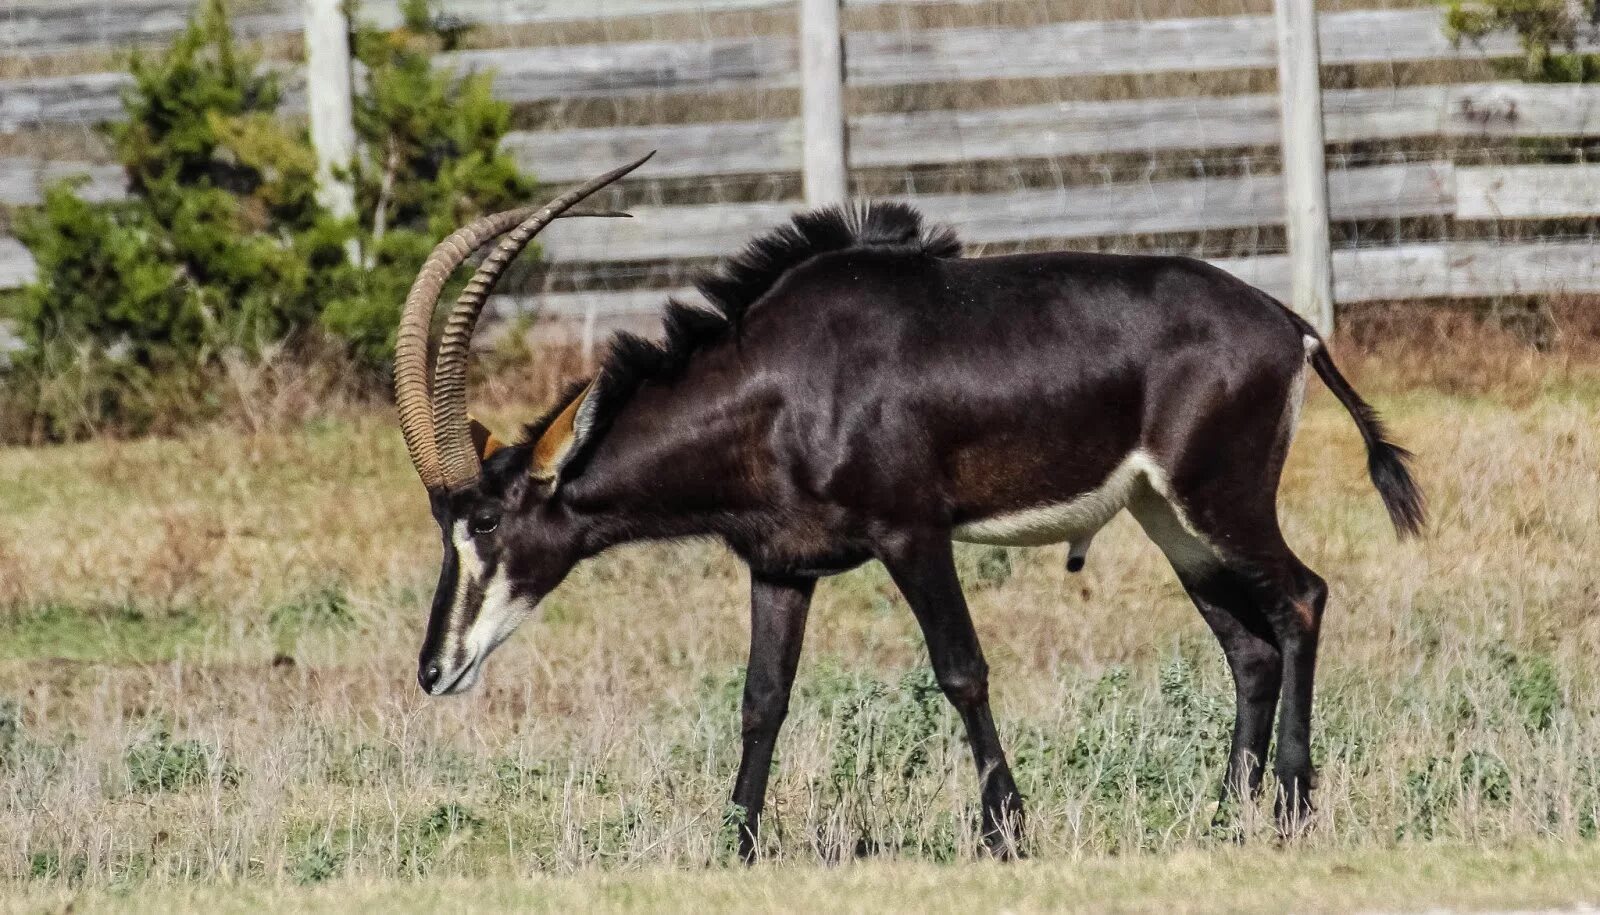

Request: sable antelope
left=395, top=153, right=1424, bottom=860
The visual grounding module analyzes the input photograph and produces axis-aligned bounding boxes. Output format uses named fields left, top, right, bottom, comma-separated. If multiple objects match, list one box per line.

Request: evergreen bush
left=5, top=0, right=535, bottom=441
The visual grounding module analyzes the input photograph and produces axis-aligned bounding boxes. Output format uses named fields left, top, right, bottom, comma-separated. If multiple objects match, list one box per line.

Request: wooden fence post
left=1273, top=0, right=1335, bottom=335
left=304, top=0, right=357, bottom=223
left=799, top=0, right=848, bottom=206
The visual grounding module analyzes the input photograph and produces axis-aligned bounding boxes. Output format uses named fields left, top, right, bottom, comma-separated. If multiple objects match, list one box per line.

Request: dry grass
left=11, top=843, right=1600, bottom=913
left=0, top=316, right=1597, bottom=901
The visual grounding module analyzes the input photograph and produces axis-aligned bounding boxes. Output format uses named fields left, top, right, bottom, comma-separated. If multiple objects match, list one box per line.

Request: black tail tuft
left=1367, top=434, right=1425, bottom=538
left=1306, top=344, right=1426, bottom=538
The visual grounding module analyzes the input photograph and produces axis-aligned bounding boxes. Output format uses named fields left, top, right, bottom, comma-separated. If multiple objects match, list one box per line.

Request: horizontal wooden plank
left=0, top=1, right=302, bottom=56
left=0, top=156, right=125, bottom=204
left=14, top=80, right=1592, bottom=191
left=3, top=0, right=1030, bottom=57
left=845, top=7, right=1520, bottom=87
left=505, top=120, right=798, bottom=183
left=1, top=0, right=793, bottom=58
left=439, top=34, right=796, bottom=101
left=858, top=82, right=1600, bottom=169
left=0, top=70, right=134, bottom=130
left=0, top=234, right=34, bottom=288
left=3, top=162, right=1594, bottom=289
left=494, top=239, right=1600, bottom=326
left=6, top=9, right=1584, bottom=129
left=448, top=9, right=1531, bottom=102
left=533, top=161, right=1455, bottom=262
left=3, top=239, right=1597, bottom=355
left=517, top=82, right=1600, bottom=184
left=1217, top=240, right=1600, bottom=302
left=1456, top=164, right=1600, bottom=221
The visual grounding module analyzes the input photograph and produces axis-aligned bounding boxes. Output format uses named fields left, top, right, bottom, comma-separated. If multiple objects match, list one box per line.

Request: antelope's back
left=734, top=246, right=1310, bottom=520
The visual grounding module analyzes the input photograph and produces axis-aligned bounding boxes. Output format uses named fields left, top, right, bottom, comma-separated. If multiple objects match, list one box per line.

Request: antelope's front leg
left=729, top=570, right=814, bottom=863
left=880, top=533, right=1025, bottom=859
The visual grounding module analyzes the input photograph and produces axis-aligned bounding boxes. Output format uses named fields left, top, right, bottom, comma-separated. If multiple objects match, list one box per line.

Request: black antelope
left=395, top=154, right=1424, bottom=859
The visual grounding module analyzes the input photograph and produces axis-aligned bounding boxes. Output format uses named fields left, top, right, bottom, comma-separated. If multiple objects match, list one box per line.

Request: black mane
left=517, top=202, right=960, bottom=468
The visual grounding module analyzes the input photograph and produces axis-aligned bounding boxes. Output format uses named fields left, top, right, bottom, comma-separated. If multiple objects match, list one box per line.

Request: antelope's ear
left=531, top=381, right=598, bottom=484
left=468, top=414, right=506, bottom=462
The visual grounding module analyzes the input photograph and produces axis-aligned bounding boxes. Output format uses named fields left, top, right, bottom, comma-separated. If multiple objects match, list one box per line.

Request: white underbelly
left=951, top=452, right=1150, bottom=547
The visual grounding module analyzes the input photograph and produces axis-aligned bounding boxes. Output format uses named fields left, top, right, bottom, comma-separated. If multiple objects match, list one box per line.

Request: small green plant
left=970, top=545, right=1014, bottom=589
left=1461, top=749, right=1513, bottom=804
left=718, top=801, right=750, bottom=863
left=0, top=699, right=20, bottom=769
left=288, top=838, right=345, bottom=885
left=819, top=666, right=957, bottom=856
left=269, top=586, right=356, bottom=634
left=123, top=727, right=239, bottom=794
left=1400, top=756, right=1453, bottom=840
left=398, top=802, right=485, bottom=875
left=28, top=848, right=88, bottom=883
left=1505, top=651, right=1562, bottom=731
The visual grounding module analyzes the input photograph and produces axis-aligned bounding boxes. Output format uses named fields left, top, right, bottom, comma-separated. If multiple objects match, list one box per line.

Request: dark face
left=415, top=460, right=578, bottom=696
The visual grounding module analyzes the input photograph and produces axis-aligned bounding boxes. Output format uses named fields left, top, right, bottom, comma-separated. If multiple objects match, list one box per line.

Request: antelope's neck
left=562, top=365, right=776, bottom=551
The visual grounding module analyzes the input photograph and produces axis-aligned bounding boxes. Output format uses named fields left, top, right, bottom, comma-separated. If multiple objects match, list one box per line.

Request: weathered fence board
left=503, top=120, right=800, bottom=183
left=10, top=159, right=1600, bottom=284
left=0, top=156, right=123, bottom=204
left=3, top=233, right=1593, bottom=323
left=0, top=235, right=33, bottom=288
left=1217, top=240, right=1600, bottom=301
left=444, top=9, right=1541, bottom=102
left=3, top=9, right=1583, bottom=130
left=1457, top=164, right=1600, bottom=221
left=492, top=239, right=1600, bottom=329
left=530, top=161, right=1454, bottom=262
left=510, top=83, right=1600, bottom=184
left=0, top=1, right=302, bottom=56
left=11, top=0, right=1213, bottom=57
left=4, top=0, right=991, bottom=57
left=11, top=80, right=1594, bottom=196
left=0, top=70, right=134, bottom=131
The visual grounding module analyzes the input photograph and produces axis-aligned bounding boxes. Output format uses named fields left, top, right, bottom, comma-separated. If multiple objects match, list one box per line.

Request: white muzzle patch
left=429, top=521, right=537, bottom=695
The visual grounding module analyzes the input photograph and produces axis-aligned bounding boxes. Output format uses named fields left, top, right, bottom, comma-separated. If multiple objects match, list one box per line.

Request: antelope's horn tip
left=558, top=209, right=633, bottom=219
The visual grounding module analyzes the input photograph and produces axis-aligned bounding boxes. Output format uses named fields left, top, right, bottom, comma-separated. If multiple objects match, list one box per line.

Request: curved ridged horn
left=395, top=207, right=546, bottom=490
left=431, top=151, right=655, bottom=488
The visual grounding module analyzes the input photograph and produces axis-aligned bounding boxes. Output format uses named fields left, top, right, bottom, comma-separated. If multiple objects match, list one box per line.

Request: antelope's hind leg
left=1130, top=481, right=1327, bottom=838
left=1179, top=567, right=1283, bottom=830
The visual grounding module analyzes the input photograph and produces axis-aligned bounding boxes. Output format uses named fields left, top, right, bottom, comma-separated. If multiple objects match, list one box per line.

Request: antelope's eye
left=470, top=511, right=500, bottom=536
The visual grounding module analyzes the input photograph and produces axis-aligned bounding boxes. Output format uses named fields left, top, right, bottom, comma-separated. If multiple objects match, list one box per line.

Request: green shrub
left=1443, top=0, right=1600, bottom=81
left=289, top=839, right=346, bottom=885
left=1505, top=651, right=1562, bottom=732
left=6, top=0, right=536, bottom=441
left=123, top=727, right=240, bottom=793
left=398, top=802, right=485, bottom=875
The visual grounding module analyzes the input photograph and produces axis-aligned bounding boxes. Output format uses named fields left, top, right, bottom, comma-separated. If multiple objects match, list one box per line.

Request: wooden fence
left=3, top=1, right=1600, bottom=348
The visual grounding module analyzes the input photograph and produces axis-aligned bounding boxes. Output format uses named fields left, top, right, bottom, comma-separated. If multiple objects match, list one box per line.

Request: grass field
left=2, top=313, right=1599, bottom=910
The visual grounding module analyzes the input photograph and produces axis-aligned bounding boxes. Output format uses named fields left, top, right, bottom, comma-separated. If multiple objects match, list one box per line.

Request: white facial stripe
left=443, top=520, right=484, bottom=665
left=436, top=519, right=536, bottom=693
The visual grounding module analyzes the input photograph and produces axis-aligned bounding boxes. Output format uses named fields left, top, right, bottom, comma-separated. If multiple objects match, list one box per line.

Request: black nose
left=419, top=662, right=442, bottom=693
